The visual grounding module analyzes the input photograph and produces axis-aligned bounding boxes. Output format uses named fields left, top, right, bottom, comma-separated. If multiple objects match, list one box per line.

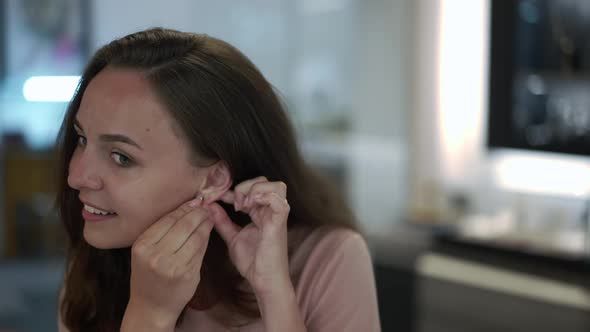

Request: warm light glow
left=23, top=76, right=80, bottom=102
left=494, top=151, right=590, bottom=197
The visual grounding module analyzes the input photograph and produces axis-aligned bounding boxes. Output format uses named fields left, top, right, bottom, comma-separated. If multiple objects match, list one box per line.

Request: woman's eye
left=76, top=135, right=87, bottom=147
left=111, top=152, right=133, bottom=167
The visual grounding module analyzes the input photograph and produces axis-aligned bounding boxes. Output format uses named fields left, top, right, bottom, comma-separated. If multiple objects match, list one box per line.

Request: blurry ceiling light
left=23, top=76, right=80, bottom=102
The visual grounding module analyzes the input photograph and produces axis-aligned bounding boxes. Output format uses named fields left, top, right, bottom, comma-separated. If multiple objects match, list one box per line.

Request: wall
left=349, top=0, right=411, bottom=233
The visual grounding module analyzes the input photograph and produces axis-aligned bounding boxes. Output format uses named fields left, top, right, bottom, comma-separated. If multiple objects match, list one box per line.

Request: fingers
left=219, top=190, right=236, bottom=205
left=242, top=182, right=287, bottom=209
left=157, top=207, right=211, bottom=254
left=208, top=202, right=241, bottom=245
left=174, top=218, right=214, bottom=265
left=251, top=192, right=290, bottom=222
left=137, top=197, right=204, bottom=245
left=233, top=176, right=268, bottom=210
left=210, top=177, right=289, bottom=239
left=233, top=176, right=287, bottom=212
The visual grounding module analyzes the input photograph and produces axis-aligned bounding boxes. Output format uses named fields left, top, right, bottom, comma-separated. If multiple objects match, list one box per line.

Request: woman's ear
left=199, top=161, right=232, bottom=204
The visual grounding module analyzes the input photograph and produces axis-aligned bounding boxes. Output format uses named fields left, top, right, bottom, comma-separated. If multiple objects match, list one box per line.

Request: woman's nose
left=67, top=149, right=103, bottom=191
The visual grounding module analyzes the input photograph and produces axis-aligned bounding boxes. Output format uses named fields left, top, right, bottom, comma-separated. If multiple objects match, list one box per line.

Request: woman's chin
left=83, top=226, right=133, bottom=249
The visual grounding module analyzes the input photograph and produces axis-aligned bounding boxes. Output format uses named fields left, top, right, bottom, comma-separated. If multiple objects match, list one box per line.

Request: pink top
left=178, top=227, right=381, bottom=331
left=59, top=227, right=381, bottom=331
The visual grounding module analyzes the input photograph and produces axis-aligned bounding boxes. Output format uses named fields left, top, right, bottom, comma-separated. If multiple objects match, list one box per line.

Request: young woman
left=56, top=27, right=380, bottom=332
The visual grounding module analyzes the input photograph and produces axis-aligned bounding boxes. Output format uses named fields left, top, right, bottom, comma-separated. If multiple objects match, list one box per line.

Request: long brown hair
left=56, top=28, right=356, bottom=331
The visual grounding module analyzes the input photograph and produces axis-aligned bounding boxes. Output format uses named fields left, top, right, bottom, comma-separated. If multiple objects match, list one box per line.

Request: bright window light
left=494, top=151, right=590, bottom=197
left=436, top=0, right=488, bottom=182
left=22, top=76, right=81, bottom=102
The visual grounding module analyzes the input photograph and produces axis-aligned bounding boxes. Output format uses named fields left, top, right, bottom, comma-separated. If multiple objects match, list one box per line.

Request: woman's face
left=67, top=67, right=205, bottom=249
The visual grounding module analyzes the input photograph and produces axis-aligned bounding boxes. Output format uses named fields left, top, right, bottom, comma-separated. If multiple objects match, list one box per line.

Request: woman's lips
left=82, top=208, right=117, bottom=222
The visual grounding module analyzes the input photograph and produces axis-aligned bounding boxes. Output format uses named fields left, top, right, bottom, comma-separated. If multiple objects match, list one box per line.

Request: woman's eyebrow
left=99, top=133, right=143, bottom=151
left=74, top=118, right=143, bottom=151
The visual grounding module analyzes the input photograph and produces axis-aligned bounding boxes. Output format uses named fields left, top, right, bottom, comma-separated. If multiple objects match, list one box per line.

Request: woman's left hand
left=208, top=176, right=291, bottom=297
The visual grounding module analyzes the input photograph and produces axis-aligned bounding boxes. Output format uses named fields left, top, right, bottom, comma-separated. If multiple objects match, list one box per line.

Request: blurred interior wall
left=349, top=0, right=411, bottom=234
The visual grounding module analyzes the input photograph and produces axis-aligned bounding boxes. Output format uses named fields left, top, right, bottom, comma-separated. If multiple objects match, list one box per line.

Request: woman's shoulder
left=289, top=226, right=370, bottom=280
left=303, top=226, right=364, bottom=252
left=289, top=226, right=380, bottom=330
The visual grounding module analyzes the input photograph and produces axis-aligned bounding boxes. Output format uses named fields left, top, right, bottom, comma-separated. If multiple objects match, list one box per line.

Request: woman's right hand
left=123, top=197, right=213, bottom=330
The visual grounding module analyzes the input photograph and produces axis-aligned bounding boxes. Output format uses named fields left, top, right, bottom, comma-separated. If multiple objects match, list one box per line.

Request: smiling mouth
left=83, top=204, right=116, bottom=216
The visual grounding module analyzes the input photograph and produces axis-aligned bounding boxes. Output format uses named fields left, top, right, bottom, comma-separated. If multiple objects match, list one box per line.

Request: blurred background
left=0, top=0, right=589, bottom=331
